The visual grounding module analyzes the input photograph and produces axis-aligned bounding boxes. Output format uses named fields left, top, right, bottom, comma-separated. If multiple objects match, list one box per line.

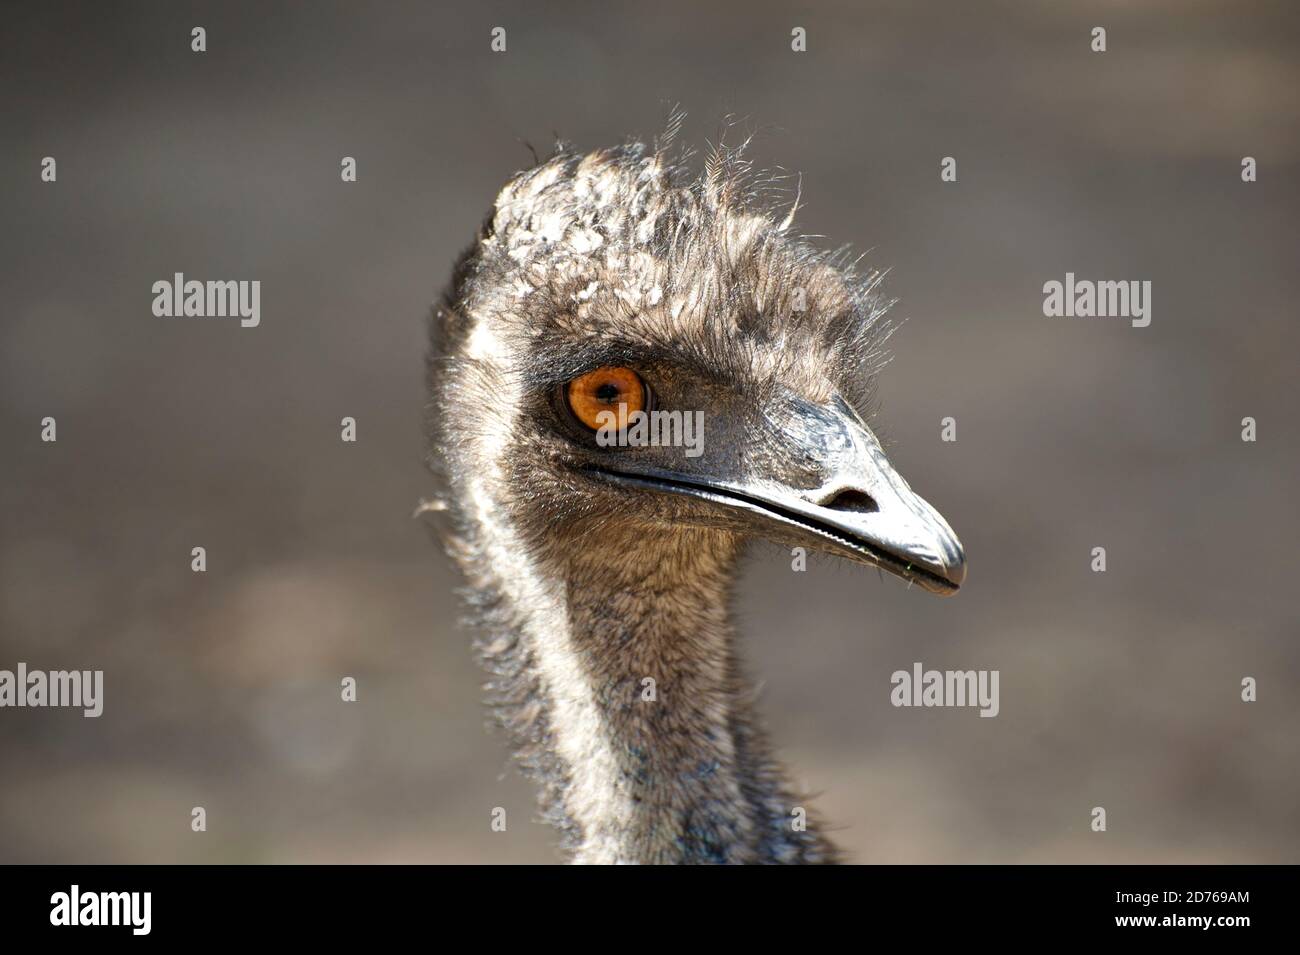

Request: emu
left=425, top=135, right=965, bottom=864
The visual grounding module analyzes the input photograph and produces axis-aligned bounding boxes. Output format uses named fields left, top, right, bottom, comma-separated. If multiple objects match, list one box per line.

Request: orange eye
left=566, top=366, right=647, bottom=430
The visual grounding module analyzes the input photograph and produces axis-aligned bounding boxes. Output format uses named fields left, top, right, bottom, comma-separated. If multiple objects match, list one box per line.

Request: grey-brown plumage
left=426, top=131, right=965, bottom=864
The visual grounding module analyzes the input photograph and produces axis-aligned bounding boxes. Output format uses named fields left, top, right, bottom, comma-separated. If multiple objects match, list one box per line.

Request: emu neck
left=562, top=532, right=750, bottom=863
left=478, top=514, right=835, bottom=863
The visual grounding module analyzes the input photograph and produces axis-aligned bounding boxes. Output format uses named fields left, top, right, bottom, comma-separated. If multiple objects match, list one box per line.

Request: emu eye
left=566, top=366, right=647, bottom=430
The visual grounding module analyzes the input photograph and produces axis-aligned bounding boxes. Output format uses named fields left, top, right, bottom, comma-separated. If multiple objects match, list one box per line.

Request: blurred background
left=1, top=0, right=1296, bottom=863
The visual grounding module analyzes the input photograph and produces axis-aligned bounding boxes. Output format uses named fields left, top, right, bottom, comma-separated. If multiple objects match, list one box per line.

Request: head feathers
left=437, top=132, right=895, bottom=414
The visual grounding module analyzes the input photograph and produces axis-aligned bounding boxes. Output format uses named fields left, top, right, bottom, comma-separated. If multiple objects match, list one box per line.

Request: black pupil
left=595, top=382, right=620, bottom=402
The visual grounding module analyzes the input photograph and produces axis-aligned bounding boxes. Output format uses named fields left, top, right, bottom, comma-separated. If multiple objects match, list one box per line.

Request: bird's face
left=436, top=146, right=965, bottom=595
left=506, top=351, right=965, bottom=596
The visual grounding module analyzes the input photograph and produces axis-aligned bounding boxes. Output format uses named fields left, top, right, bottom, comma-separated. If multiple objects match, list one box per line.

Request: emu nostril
left=823, top=489, right=879, bottom=514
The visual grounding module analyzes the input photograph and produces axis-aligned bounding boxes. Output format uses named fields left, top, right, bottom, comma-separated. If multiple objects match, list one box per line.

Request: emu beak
left=589, top=396, right=966, bottom=595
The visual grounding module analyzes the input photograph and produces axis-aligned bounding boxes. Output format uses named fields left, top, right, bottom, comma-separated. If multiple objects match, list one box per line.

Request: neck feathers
left=443, top=475, right=837, bottom=863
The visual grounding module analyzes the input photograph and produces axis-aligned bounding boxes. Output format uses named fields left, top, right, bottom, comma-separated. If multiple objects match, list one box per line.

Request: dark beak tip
left=920, top=561, right=964, bottom=596
left=945, top=553, right=967, bottom=589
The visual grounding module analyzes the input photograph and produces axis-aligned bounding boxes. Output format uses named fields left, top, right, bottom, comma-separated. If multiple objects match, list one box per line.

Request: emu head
left=430, top=142, right=964, bottom=595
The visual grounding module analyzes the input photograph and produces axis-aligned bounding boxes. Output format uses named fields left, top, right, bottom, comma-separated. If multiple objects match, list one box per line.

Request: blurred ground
left=1, top=0, right=1297, bottom=862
